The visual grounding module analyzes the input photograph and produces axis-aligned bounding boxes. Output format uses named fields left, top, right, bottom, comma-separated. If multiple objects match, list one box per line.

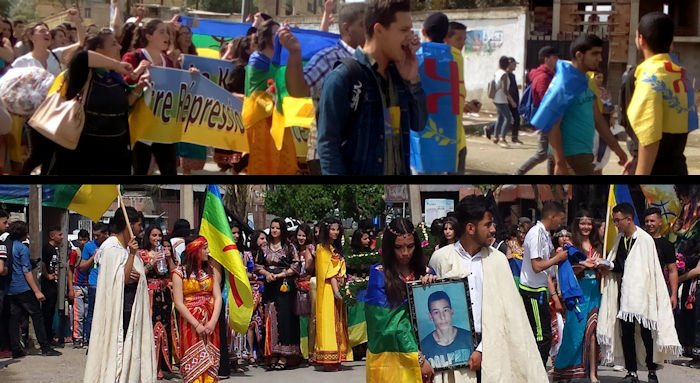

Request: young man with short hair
left=79, top=223, right=110, bottom=346
left=41, top=226, right=68, bottom=347
left=627, top=11, right=697, bottom=175
left=281, top=2, right=368, bottom=175
left=70, top=229, right=90, bottom=348
left=515, top=46, right=559, bottom=175
left=519, top=201, right=569, bottom=367
left=315, top=0, right=427, bottom=175
left=598, top=203, right=681, bottom=383
left=546, top=34, right=627, bottom=175
left=429, top=195, right=548, bottom=382
left=420, top=291, right=471, bottom=369
left=643, top=207, right=679, bottom=309
left=6, top=221, right=62, bottom=358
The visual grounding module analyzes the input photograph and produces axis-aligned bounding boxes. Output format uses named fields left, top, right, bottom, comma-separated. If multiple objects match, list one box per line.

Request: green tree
left=265, top=185, right=384, bottom=222
left=9, top=0, right=37, bottom=22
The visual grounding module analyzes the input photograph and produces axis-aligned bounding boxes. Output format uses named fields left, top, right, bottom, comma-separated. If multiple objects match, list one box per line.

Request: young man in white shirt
left=519, top=201, right=568, bottom=368
left=429, top=195, right=548, bottom=382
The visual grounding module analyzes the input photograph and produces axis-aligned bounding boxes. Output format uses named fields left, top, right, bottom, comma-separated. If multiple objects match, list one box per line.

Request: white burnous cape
left=83, top=236, right=156, bottom=383
left=428, top=244, right=549, bottom=383
left=597, top=227, right=681, bottom=369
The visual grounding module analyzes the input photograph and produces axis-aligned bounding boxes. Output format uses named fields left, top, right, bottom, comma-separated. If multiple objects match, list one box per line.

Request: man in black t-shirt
left=644, top=207, right=679, bottom=309
left=420, top=291, right=472, bottom=369
left=41, top=226, right=64, bottom=347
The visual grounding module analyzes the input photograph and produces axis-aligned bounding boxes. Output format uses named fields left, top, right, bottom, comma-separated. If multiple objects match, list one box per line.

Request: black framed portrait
left=406, top=278, right=476, bottom=371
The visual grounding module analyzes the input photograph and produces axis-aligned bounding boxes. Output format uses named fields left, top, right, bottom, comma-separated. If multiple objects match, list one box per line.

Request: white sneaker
left=613, top=365, right=625, bottom=372
left=498, top=141, right=510, bottom=148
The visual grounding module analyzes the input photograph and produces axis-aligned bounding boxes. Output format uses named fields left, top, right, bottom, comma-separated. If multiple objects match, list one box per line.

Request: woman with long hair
left=292, top=224, right=316, bottom=361
left=552, top=210, right=604, bottom=383
left=365, top=217, right=436, bottom=383
left=139, top=226, right=176, bottom=380
left=242, top=229, right=267, bottom=364
left=242, top=19, right=298, bottom=174
left=12, top=9, right=85, bottom=175
left=121, top=18, right=178, bottom=176
left=254, top=218, right=301, bottom=369
left=0, top=17, right=16, bottom=72
left=314, top=218, right=352, bottom=371
left=172, top=237, right=223, bottom=383
left=436, top=217, right=459, bottom=250
left=49, top=28, right=146, bottom=175
left=350, top=229, right=371, bottom=255
left=118, top=22, right=137, bottom=58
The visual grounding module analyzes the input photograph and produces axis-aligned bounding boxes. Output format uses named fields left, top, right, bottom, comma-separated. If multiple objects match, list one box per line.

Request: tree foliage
left=264, top=184, right=385, bottom=222
left=9, top=0, right=37, bottom=22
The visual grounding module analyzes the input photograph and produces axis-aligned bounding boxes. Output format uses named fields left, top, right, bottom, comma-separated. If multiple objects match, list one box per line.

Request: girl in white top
left=12, top=9, right=85, bottom=76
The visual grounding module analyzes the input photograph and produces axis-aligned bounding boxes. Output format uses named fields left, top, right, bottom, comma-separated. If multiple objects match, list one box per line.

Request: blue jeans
left=85, top=286, right=96, bottom=343
left=494, top=103, right=513, bottom=138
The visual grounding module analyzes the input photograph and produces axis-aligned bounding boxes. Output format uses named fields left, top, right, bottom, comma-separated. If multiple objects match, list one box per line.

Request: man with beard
left=428, top=195, right=548, bottom=383
left=643, top=207, right=679, bottom=309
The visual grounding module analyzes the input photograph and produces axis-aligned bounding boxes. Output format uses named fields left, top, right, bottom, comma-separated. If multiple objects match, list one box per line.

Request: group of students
left=515, top=11, right=694, bottom=176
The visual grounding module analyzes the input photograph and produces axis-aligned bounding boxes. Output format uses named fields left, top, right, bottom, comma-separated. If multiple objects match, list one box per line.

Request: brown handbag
left=27, top=71, right=92, bottom=150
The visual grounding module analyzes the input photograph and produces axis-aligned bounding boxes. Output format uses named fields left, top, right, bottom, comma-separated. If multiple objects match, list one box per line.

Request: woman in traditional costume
left=254, top=218, right=301, bottom=369
left=292, top=224, right=316, bottom=361
left=172, top=237, right=223, bottom=383
left=553, top=210, right=604, bottom=382
left=364, top=217, right=436, bottom=383
left=314, top=218, right=352, bottom=371
left=139, top=226, right=177, bottom=379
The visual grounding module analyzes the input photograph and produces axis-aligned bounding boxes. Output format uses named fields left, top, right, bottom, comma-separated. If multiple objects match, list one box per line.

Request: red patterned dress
left=174, top=267, right=220, bottom=383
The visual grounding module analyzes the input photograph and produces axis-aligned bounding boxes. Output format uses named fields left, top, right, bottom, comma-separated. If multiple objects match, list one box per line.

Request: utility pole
left=408, top=185, right=422, bottom=226
left=29, top=185, right=42, bottom=265
left=241, top=0, right=252, bottom=22
left=180, top=185, right=195, bottom=226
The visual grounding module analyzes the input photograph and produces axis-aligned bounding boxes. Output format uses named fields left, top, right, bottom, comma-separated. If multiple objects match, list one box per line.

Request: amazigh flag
left=603, top=184, right=640, bottom=256
left=530, top=60, right=590, bottom=133
left=180, top=16, right=251, bottom=58
left=348, top=295, right=368, bottom=347
left=44, top=185, right=118, bottom=221
left=269, top=29, right=338, bottom=148
left=411, top=42, right=461, bottom=174
left=199, top=184, right=253, bottom=334
left=640, top=185, right=681, bottom=237
left=362, top=265, right=422, bottom=383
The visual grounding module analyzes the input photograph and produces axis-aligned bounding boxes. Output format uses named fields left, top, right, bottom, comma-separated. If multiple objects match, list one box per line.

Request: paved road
left=463, top=125, right=700, bottom=176
left=2, top=346, right=699, bottom=382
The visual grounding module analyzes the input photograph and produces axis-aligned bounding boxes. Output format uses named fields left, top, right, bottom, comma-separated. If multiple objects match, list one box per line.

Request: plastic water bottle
left=156, top=241, right=168, bottom=275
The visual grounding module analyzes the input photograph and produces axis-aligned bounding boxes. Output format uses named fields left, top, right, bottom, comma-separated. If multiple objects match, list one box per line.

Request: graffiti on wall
left=465, top=30, right=504, bottom=55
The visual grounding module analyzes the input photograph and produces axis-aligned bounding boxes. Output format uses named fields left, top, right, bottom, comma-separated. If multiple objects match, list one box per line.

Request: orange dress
left=174, top=267, right=220, bottom=383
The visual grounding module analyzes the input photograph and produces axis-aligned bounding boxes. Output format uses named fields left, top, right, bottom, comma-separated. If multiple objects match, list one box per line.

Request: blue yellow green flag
left=199, top=185, right=253, bottom=333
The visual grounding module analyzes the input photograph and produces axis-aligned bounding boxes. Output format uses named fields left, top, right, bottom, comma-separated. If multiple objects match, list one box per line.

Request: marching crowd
left=0, top=186, right=698, bottom=383
left=0, top=1, right=694, bottom=176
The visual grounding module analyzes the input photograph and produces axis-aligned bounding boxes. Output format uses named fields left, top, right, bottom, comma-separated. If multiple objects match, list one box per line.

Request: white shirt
left=520, top=221, right=553, bottom=289
left=453, top=241, right=483, bottom=353
left=12, top=46, right=70, bottom=76
left=493, top=69, right=509, bottom=104
left=171, top=237, right=186, bottom=264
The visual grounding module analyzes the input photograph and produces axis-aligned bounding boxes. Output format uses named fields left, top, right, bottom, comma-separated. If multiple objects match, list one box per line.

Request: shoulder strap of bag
left=49, top=49, right=63, bottom=71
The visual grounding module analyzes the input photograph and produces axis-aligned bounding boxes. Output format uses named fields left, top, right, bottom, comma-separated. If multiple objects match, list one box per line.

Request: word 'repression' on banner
left=129, top=66, right=249, bottom=152
left=410, top=42, right=461, bottom=174
left=182, top=54, right=237, bottom=90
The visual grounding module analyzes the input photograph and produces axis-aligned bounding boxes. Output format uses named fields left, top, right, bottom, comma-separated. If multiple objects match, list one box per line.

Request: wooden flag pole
left=117, top=186, right=134, bottom=240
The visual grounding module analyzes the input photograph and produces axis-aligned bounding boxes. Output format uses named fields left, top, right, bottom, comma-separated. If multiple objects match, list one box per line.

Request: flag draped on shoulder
left=530, top=60, right=590, bottom=133
left=362, top=264, right=421, bottom=383
left=199, top=185, right=253, bottom=333
left=603, top=184, right=639, bottom=255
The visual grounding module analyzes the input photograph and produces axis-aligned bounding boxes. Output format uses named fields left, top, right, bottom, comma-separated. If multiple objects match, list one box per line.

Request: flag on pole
left=199, top=185, right=253, bottom=333
left=603, top=184, right=639, bottom=256
left=43, top=185, right=118, bottom=222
